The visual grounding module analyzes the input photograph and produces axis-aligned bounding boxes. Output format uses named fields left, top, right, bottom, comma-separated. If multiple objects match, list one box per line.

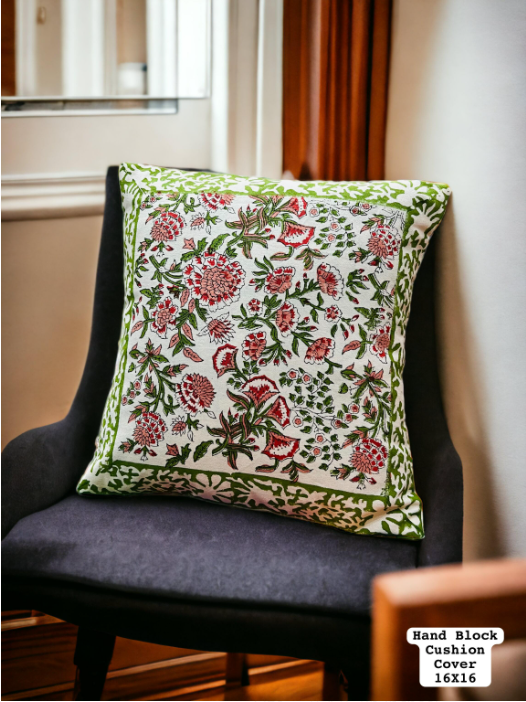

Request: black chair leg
left=341, top=662, right=370, bottom=701
left=73, top=627, right=116, bottom=701
left=322, top=662, right=343, bottom=700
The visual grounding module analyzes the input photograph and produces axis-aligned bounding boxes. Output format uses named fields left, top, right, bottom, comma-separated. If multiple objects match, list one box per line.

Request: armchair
left=2, top=167, right=463, bottom=700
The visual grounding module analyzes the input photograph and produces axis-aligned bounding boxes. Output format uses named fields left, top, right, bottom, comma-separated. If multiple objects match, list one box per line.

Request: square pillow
left=77, top=163, right=450, bottom=540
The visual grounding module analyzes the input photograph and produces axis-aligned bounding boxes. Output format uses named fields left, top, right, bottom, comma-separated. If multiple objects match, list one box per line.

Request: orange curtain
left=283, top=0, right=392, bottom=181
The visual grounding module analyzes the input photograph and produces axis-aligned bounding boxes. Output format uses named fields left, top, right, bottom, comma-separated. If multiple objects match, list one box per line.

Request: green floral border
left=77, top=163, right=450, bottom=540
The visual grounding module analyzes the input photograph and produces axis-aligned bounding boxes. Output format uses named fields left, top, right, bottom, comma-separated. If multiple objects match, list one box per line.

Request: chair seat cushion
left=2, top=494, right=417, bottom=616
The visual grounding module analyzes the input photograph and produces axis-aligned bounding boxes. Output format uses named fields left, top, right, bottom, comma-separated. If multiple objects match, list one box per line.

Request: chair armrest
left=1, top=417, right=94, bottom=538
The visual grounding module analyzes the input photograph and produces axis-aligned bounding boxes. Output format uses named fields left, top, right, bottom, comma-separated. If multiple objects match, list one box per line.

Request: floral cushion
left=77, top=163, right=451, bottom=540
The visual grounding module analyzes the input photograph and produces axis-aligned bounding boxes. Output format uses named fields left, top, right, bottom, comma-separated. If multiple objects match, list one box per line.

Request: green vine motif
left=221, top=194, right=327, bottom=268
left=237, top=256, right=344, bottom=373
left=204, top=356, right=309, bottom=481
left=310, top=199, right=356, bottom=258
left=338, top=361, right=391, bottom=442
left=223, top=193, right=302, bottom=258
left=232, top=298, right=314, bottom=365
left=127, top=338, right=185, bottom=416
left=254, top=457, right=312, bottom=483
left=279, top=368, right=341, bottom=471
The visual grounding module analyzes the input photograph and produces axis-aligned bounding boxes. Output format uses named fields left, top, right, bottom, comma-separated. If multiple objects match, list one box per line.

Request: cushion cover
left=77, top=164, right=451, bottom=539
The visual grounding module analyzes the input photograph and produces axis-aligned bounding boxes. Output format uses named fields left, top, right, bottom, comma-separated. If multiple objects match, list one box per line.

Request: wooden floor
left=1, top=612, right=327, bottom=701
left=137, top=666, right=324, bottom=701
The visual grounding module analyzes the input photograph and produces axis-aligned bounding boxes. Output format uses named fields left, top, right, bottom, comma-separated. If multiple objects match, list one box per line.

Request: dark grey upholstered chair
left=2, top=167, right=463, bottom=701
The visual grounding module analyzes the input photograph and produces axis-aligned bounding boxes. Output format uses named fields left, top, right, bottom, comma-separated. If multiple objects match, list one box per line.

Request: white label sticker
left=407, top=627, right=504, bottom=687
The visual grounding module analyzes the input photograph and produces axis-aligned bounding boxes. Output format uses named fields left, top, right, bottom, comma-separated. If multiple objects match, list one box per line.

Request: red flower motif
left=324, top=305, right=341, bottom=321
left=371, top=325, right=391, bottom=363
left=317, top=263, right=343, bottom=300
left=212, top=344, right=238, bottom=377
left=242, top=332, right=267, bottom=361
left=350, top=438, right=387, bottom=481
left=266, top=396, right=291, bottom=427
left=264, top=266, right=295, bottom=294
left=166, top=444, right=180, bottom=456
left=171, top=415, right=187, bottom=435
left=183, top=252, right=245, bottom=310
left=133, top=412, right=167, bottom=448
left=367, top=225, right=399, bottom=259
left=275, top=301, right=299, bottom=337
left=304, top=337, right=335, bottom=365
left=262, top=430, right=300, bottom=461
left=241, top=375, right=279, bottom=406
left=151, top=212, right=185, bottom=242
left=199, top=192, right=235, bottom=211
left=151, top=298, right=178, bottom=338
left=190, top=215, right=205, bottom=229
left=183, top=238, right=196, bottom=250
left=176, top=373, right=216, bottom=415
left=278, top=222, right=315, bottom=249
left=284, top=196, right=308, bottom=218
left=198, top=313, right=235, bottom=344
left=248, top=298, right=262, bottom=313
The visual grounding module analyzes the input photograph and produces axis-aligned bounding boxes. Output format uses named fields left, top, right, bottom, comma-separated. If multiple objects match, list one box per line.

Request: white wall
left=386, top=0, right=526, bottom=559
left=2, top=101, right=211, bottom=447
left=2, top=100, right=211, bottom=176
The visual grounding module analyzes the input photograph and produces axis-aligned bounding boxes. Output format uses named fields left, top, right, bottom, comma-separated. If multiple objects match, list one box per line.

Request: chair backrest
left=70, top=167, right=462, bottom=566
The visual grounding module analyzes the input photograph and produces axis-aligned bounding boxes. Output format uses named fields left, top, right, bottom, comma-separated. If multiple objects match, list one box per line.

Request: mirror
left=2, top=0, right=211, bottom=114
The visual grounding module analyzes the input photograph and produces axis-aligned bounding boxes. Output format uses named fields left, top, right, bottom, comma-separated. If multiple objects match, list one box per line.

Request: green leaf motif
left=193, top=440, right=213, bottom=462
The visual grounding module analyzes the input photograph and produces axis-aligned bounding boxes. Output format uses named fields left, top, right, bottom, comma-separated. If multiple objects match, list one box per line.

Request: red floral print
left=262, top=430, right=300, bottom=461
left=198, top=313, right=235, bottom=344
left=176, top=373, right=216, bottom=415
left=275, top=301, right=299, bottom=337
left=304, top=337, right=335, bottom=365
left=350, top=438, right=387, bottom=483
left=291, top=413, right=303, bottom=428
left=166, top=444, right=180, bottom=456
left=151, top=212, right=185, bottom=242
left=264, top=266, right=295, bottom=294
left=317, top=263, right=343, bottom=300
left=248, top=298, right=262, bottom=314
left=133, top=412, right=167, bottom=449
left=212, top=344, right=238, bottom=377
left=151, top=298, right=178, bottom=338
left=241, top=375, right=279, bottom=406
left=277, top=222, right=315, bottom=248
left=171, top=415, right=187, bottom=435
left=283, top=196, right=308, bottom=218
left=367, top=225, right=399, bottom=259
left=265, top=396, right=291, bottom=427
left=371, top=325, right=391, bottom=363
left=242, top=332, right=267, bottom=360
left=190, top=215, right=205, bottom=229
left=325, top=305, right=341, bottom=321
left=199, top=192, right=235, bottom=212
left=183, top=252, right=245, bottom=310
